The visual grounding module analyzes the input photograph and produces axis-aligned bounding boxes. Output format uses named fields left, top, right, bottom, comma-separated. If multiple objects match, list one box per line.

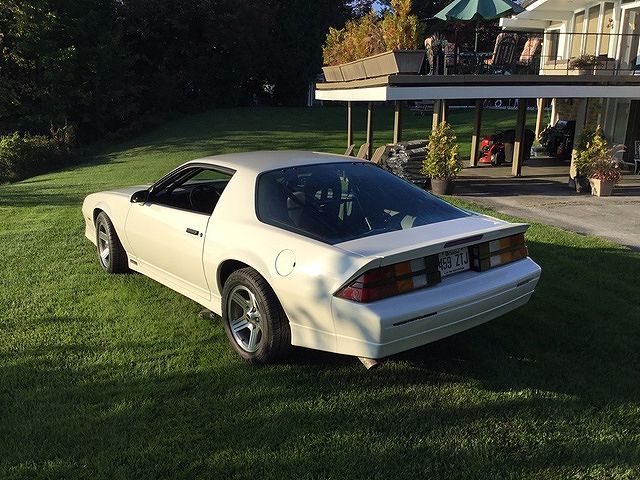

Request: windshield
left=256, top=162, right=471, bottom=244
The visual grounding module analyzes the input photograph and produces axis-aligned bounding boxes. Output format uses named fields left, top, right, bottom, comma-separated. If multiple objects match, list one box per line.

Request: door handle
left=186, top=228, right=199, bottom=236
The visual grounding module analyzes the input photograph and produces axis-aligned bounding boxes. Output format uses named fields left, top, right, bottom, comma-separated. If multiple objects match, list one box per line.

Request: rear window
left=256, top=162, right=470, bottom=244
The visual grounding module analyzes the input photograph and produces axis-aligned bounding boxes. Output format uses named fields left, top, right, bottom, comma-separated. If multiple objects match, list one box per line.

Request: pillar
left=550, top=98, right=559, bottom=126
left=535, top=98, right=545, bottom=139
left=512, top=98, right=528, bottom=177
left=347, top=101, right=354, bottom=149
left=469, top=99, right=483, bottom=167
left=393, top=101, right=403, bottom=144
left=441, top=100, right=449, bottom=123
left=432, top=100, right=441, bottom=129
left=366, top=102, right=374, bottom=160
left=570, top=98, right=589, bottom=179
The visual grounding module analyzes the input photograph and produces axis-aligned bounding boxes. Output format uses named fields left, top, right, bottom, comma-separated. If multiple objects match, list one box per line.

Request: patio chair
left=484, top=33, right=519, bottom=74
left=370, top=145, right=391, bottom=164
left=344, top=144, right=355, bottom=156
left=356, top=142, right=369, bottom=159
left=514, top=36, right=542, bottom=73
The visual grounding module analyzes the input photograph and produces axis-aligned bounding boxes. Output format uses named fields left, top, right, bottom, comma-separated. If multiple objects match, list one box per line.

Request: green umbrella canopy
left=434, top=0, right=525, bottom=51
left=434, top=0, right=525, bottom=21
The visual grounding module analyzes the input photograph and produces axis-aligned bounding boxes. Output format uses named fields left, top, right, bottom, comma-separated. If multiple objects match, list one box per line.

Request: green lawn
left=1, top=107, right=638, bottom=480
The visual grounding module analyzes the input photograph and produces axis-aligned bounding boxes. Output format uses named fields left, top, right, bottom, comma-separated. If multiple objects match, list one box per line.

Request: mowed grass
left=1, top=106, right=639, bottom=479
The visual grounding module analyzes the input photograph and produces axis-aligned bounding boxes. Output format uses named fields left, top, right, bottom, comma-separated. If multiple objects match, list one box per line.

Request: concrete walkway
left=455, top=158, right=640, bottom=251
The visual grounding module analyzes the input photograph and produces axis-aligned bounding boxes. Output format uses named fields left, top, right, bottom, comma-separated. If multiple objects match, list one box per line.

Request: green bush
left=421, top=121, right=462, bottom=180
left=0, top=126, right=75, bottom=183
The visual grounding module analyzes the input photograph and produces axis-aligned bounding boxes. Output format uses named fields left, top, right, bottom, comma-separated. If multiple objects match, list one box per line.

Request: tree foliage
left=0, top=0, right=350, bottom=141
left=322, top=0, right=417, bottom=65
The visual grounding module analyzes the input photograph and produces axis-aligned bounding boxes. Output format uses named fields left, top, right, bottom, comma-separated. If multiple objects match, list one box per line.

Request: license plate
left=438, top=247, right=470, bottom=277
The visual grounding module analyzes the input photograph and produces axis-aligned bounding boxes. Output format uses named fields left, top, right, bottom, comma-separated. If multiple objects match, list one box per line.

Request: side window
left=152, top=167, right=234, bottom=214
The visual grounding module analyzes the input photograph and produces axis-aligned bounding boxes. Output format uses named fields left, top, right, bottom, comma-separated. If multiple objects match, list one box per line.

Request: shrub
left=421, top=122, right=462, bottom=180
left=574, top=126, right=623, bottom=183
left=322, top=0, right=418, bottom=65
left=0, top=125, right=75, bottom=183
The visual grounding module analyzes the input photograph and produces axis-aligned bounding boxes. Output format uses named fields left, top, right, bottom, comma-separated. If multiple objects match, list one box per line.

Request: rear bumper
left=331, top=257, right=541, bottom=359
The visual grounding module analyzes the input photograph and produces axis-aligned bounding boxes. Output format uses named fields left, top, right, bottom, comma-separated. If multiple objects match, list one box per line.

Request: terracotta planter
left=361, top=50, right=426, bottom=78
left=589, top=178, right=615, bottom=196
left=322, top=65, right=344, bottom=82
left=430, top=178, right=455, bottom=195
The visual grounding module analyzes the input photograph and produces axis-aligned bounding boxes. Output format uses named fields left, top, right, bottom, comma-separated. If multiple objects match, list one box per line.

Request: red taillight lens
left=470, top=233, right=528, bottom=271
left=335, top=256, right=441, bottom=303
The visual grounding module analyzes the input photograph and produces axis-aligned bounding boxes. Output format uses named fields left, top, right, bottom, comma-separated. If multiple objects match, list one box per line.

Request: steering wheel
left=189, top=184, right=220, bottom=212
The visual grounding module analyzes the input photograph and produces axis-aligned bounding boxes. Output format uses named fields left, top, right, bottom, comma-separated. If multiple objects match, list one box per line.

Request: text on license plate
left=438, top=247, right=470, bottom=277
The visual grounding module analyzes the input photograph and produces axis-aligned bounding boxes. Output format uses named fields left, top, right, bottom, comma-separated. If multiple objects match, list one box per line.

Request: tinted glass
left=256, top=162, right=471, bottom=244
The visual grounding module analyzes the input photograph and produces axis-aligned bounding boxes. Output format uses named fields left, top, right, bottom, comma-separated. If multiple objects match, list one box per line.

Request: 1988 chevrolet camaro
left=82, top=151, right=541, bottom=364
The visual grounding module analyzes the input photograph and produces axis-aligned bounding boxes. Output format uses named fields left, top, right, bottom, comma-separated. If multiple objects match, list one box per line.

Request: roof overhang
left=315, top=74, right=640, bottom=101
left=499, top=0, right=581, bottom=31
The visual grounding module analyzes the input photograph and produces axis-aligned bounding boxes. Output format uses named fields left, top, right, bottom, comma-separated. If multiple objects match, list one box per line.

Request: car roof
left=183, top=150, right=366, bottom=174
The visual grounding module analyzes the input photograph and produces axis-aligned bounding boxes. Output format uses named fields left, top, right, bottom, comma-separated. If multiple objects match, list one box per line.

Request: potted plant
left=574, top=127, right=623, bottom=196
left=421, top=122, right=462, bottom=195
left=322, top=0, right=423, bottom=81
left=569, top=54, right=602, bottom=75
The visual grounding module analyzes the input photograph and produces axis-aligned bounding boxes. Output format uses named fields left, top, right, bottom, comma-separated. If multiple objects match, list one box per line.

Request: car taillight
left=470, top=233, right=528, bottom=271
left=335, top=256, right=441, bottom=303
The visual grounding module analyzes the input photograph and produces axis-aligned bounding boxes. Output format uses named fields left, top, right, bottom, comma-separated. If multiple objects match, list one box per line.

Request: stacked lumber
left=379, top=140, right=428, bottom=186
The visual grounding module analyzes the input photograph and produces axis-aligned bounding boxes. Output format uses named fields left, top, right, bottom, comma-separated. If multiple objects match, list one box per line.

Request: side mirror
left=130, top=190, right=149, bottom=204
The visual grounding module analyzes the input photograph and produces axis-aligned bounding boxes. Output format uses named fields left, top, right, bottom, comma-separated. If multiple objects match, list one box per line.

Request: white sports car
left=82, top=151, right=541, bottom=364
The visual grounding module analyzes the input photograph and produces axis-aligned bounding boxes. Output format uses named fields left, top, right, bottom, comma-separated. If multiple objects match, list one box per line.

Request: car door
left=125, top=165, right=233, bottom=301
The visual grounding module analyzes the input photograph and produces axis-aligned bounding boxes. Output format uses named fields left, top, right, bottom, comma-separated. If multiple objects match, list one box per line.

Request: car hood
left=105, top=185, right=151, bottom=198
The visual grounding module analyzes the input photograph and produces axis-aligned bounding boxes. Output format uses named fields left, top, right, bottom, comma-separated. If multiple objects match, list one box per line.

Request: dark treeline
left=0, top=0, right=351, bottom=141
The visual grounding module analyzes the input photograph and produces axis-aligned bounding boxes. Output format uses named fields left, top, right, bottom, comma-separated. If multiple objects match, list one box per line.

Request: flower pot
left=322, top=65, right=344, bottom=82
left=430, top=178, right=454, bottom=195
left=361, top=50, right=426, bottom=78
left=589, top=178, right=615, bottom=196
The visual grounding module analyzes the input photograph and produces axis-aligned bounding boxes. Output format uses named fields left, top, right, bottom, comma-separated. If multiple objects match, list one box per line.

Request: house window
left=547, top=31, right=560, bottom=60
left=600, top=3, right=615, bottom=56
left=586, top=6, right=600, bottom=54
left=571, top=11, right=585, bottom=58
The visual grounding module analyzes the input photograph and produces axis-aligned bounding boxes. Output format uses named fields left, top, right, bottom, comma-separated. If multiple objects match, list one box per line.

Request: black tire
left=95, top=211, right=129, bottom=274
left=222, top=267, right=291, bottom=364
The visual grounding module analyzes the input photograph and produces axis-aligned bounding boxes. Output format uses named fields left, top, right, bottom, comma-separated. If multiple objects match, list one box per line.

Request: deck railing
left=430, top=31, right=640, bottom=76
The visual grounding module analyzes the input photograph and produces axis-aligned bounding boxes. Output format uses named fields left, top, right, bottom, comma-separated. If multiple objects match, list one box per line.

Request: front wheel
left=95, top=212, right=129, bottom=273
left=222, top=268, right=291, bottom=364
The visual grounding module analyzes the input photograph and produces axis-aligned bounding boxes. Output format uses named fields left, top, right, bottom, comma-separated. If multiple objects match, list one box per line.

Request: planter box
left=589, top=178, right=615, bottom=197
left=362, top=50, right=426, bottom=78
left=322, top=65, right=344, bottom=82
left=329, top=50, right=427, bottom=82
left=340, top=59, right=367, bottom=81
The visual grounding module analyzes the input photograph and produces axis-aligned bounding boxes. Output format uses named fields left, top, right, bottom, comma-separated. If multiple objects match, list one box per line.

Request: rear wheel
left=95, top=212, right=129, bottom=273
left=222, top=268, right=290, bottom=364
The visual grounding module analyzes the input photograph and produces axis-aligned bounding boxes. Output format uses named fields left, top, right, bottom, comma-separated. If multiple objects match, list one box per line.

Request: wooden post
left=469, top=99, right=483, bottom=166
left=512, top=98, right=528, bottom=177
left=366, top=102, right=374, bottom=160
left=393, top=101, right=403, bottom=144
left=535, top=98, right=545, bottom=139
left=432, top=100, right=441, bottom=129
left=441, top=100, right=449, bottom=123
left=347, top=101, right=354, bottom=149
left=550, top=98, right=558, bottom=126
left=570, top=98, right=589, bottom=179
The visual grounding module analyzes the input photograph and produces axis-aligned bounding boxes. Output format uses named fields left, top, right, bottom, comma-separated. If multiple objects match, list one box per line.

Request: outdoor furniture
left=370, top=145, right=391, bottom=164
left=514, top=36, right=542, bottom=73
left=344, top=144, right=355, bottom=156
left=356, top=142, right=369, bottom=159
left=484, top=33, right=519, bottom=73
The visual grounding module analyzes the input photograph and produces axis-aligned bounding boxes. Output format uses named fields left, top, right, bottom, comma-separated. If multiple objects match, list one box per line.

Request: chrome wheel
left=227, top=285, right=263, bottom=353
left=97, top=223, right=110, bottom=268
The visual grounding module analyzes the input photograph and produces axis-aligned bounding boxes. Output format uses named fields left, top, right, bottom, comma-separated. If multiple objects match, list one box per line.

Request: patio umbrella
left=434, top=0, right=525, bottom=51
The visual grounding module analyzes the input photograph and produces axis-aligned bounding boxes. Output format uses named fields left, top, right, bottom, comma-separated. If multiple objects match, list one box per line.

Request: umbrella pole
left=474, top=18, right=479, bottom=52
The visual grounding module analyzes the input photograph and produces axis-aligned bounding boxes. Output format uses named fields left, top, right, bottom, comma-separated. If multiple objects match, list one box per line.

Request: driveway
left=455, top=160, right=640, bottom=251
